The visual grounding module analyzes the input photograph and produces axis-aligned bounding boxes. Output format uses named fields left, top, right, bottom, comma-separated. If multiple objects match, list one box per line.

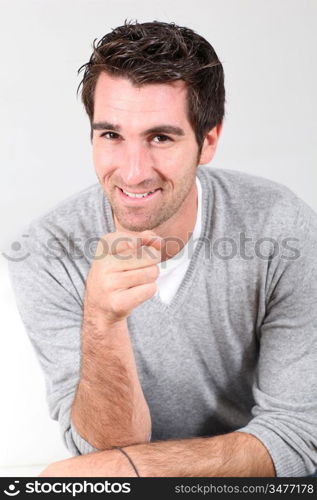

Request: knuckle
left=141, top=266, right=153, bottom=281
left=147, top=265, right=159, bottom=280
left=109, top=294, right=123, bottom=315
left=148, top=281, right=157, bottom=294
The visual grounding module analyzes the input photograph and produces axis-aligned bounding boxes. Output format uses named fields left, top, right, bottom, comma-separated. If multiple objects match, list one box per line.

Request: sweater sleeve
left=237, top=200, right=317, bottom=476
left=7, top=221, right=97, bottom=456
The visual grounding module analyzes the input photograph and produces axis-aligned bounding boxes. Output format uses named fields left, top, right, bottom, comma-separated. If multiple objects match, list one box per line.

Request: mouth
left=117, top=186, right=161, bottom=203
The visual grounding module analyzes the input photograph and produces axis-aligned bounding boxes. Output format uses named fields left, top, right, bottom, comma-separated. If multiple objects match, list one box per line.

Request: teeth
left=122, top=189, right=155, bottom=198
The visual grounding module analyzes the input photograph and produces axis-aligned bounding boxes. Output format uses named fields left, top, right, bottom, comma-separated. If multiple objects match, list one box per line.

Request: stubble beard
left=108, top=173, right=197, bottom=233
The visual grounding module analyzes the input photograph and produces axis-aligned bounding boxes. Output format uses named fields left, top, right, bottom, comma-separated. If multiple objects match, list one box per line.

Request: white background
left=0, top=0, right=316, bottom=474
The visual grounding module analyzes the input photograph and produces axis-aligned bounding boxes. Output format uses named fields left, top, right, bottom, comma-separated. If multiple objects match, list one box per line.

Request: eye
left=152, top=134, right=172, bottom=144
left=100, top=131, right=120, bottom=140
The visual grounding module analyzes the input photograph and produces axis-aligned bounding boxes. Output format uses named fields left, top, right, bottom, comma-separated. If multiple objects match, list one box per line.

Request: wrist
left=83, top=303, right=128, bottom=339
left=114, top=447, right=140, bottom=477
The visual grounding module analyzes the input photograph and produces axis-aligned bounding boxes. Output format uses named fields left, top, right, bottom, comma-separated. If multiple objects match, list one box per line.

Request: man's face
left=92, top=72, right=202, bottom=232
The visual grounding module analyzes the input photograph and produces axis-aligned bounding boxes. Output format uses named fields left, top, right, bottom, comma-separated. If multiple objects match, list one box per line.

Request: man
left=8, top=20, right=317, bottom=477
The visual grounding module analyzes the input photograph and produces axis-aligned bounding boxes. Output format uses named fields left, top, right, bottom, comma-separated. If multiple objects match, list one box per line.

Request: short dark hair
left=77, top=20, right=225, bottom=150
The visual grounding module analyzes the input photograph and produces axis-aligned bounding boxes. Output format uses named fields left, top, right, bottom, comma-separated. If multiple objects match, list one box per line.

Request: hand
left=84, top=230, right=163, bottom=325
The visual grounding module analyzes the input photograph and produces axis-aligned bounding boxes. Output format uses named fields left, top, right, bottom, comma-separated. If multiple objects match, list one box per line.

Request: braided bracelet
left=115, top=447, right=140, bottom=477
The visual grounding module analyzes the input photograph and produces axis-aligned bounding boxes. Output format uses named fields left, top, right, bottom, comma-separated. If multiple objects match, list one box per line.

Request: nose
left=119, top=142, right=154, bottom=186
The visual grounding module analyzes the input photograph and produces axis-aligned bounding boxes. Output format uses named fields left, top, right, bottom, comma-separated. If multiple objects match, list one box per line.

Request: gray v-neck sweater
left=8, top=166, right=317, bottom=476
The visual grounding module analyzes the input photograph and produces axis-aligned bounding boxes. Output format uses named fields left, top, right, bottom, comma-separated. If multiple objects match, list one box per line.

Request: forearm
left=40, top=431, right=276, bottom=477
left=124, top=431, right=275, bottom=477
left=71, top=304, right=151, bottom=450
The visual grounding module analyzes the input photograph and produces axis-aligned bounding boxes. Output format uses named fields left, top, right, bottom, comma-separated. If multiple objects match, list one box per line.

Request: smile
left=117, top=187, right=161, bottom=202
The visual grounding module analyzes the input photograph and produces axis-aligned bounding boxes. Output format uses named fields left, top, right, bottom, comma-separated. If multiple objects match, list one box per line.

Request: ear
left=198, top=123, right=223, bottom=165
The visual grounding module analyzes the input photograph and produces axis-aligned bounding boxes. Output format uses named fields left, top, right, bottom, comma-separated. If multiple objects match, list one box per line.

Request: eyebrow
left=92, top=121, right=185, bottom=136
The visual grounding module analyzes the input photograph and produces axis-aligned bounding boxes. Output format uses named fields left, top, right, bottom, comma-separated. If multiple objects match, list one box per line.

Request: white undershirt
left=155, top=176, right=202, bottom=305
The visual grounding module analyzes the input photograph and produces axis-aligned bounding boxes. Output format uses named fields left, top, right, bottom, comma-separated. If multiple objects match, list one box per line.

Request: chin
left=115, top=212, right=162, bottom=232
left=119, top=221, right=156, bottom=232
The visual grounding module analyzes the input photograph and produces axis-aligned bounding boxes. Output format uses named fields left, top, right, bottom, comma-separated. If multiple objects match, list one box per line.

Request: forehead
left=93, top=72, right=189, bottom=126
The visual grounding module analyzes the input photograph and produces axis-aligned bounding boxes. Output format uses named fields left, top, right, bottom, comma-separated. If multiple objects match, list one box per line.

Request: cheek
left=92, top=145, right=113, bottom=176
left=153, top=143, right=197, bottom=172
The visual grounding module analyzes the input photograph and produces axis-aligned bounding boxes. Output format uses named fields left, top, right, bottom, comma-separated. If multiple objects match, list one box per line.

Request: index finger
left=96, top=231, right=164, bottom=257
left=132, top=231, right=164, bottom=252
